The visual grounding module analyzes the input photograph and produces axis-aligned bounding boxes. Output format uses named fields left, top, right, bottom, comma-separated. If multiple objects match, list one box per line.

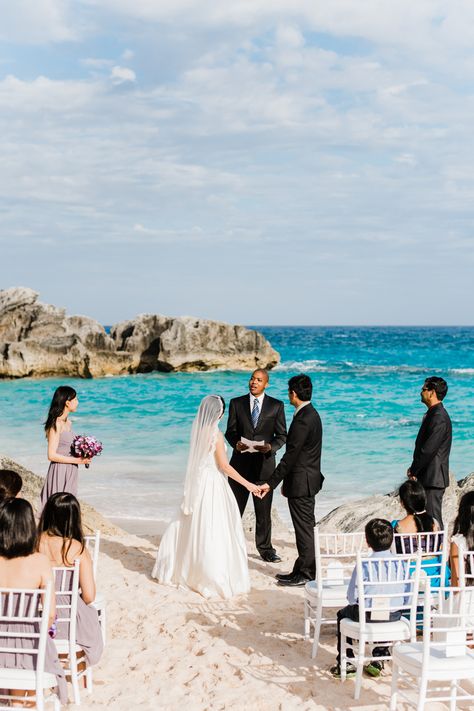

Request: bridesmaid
left=40, top=386, right=90, bottom=507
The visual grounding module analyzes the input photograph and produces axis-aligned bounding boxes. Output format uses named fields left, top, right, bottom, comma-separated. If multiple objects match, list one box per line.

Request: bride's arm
left=214, top=433, right=260, bottom=495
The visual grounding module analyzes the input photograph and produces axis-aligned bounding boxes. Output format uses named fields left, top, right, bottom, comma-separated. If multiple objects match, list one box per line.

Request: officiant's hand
left=254, top=444, right=271, bottom=454
left=258, top=483, right=271, bottom=498
left=236, top=441, right=249, bottom=452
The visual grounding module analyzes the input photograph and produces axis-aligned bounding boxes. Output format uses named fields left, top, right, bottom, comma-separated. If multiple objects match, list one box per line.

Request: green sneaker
left=330, top=662, right=357, bottom=679
left=364, top=660, right=384, bottom=678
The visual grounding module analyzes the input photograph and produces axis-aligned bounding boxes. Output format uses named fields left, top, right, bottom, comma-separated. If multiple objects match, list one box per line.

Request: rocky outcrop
left=318, top=472, right=474, bottom=534
left=111, top=314, right=279, bottom=372
left=0, top=287, right=280, bottom=378
left=0, top=455, right=123, bottom=535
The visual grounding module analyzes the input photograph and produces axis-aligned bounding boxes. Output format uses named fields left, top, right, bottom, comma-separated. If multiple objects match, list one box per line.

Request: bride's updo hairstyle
left=44, top=386, right=77, bottom=434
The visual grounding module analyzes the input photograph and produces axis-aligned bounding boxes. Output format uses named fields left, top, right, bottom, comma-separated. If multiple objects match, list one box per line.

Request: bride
left=152, top=394, right=261, bottom=598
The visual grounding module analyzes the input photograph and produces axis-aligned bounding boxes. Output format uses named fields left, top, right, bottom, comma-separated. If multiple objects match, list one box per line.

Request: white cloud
left=0, top=0, right=78, bottom=43
left=110, top=65, right=136, bottom=84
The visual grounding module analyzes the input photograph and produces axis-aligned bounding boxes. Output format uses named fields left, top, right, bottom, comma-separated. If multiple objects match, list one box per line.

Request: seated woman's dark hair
left=38, top=492, right=85, bottom=565
left=0, top=498, right=37, bottom=559
left=0, top=469, right=23, bottom=502
left=398, top=480, right=436, bottom=532
left=365, top=518, right=393, bottom=551
left=453, top=491, right=474, bottom=551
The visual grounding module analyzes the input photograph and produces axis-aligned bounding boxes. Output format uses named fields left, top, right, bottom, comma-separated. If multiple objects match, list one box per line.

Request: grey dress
left=0, top=592, right=68, bottom=704
left=41, top=430, right=79, bottom=507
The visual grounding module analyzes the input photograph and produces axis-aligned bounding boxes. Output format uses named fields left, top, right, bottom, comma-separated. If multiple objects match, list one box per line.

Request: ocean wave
left=275, top=360, right=428, bottom=375
left=448, top=368, right=474, bottom=375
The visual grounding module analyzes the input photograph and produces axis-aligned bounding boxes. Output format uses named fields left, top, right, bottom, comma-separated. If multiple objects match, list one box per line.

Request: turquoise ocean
left=0, top=326, right=473, bottom=527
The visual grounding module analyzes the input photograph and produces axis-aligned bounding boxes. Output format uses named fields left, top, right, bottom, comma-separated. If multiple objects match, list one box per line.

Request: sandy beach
left=71, top=521, right=462, bottom=711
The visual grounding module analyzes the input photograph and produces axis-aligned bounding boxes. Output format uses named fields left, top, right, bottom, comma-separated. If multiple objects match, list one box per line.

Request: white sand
left=73, top=527, right=466, bottom=711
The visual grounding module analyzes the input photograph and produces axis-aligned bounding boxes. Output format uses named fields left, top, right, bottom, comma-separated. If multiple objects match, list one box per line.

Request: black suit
left=410, top=402, right=452, bottom=528
left=225, top=394, right=287, bottom=555
left=267, top=403, right=323, bottom=580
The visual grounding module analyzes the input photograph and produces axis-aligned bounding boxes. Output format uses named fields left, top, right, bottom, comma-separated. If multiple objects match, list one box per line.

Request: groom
left=225, top=369, right=287, bottom=562
left=260, top=374, right=323, bottom=586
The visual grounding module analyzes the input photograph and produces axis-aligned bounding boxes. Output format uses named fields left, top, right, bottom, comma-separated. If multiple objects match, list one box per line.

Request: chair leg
left=311, top=602, right=323, bottom=659
left=37, top=689, right=44, bottom=711
left=70, top=652, right=81, bottom=706
left=85, top=665, right=93, bottom=694
left=354, top=637, right=365, bottom=701
left=449, top=679, right=457, bottom=711
left=99, top=606, right=107, bottom=645
left=390, top=660, right=399, bottom=711
left=303, top=599, right=311, bottom=639
left=417, top=677, right=428, bottom=711
left=340, top=633, right=347, bottom=682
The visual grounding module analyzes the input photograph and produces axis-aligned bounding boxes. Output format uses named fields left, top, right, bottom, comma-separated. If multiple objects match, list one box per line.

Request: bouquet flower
left=72, top=435, right=103, bottom=468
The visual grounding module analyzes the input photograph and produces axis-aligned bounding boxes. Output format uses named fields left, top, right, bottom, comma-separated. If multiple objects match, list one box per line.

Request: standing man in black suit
left=260, top=374, right=324, bottom=586
left=225, top=369, right=287, bottom=562
left=407, top=376, right=452, bottom=528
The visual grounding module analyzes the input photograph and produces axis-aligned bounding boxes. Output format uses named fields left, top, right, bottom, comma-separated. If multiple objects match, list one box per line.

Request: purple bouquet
left=72, top=435, right=103, bottom=468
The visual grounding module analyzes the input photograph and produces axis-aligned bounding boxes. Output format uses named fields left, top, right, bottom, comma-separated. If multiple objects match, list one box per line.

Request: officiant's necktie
left=251, top=398, right=260, bottom=428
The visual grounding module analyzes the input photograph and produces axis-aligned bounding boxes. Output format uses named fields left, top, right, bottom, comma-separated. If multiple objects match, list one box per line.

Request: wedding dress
left=152, top=395, right=250, bottom=599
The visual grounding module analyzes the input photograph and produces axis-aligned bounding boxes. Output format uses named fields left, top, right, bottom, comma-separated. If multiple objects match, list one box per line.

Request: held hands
left=248, top=483, right=271, bottom=499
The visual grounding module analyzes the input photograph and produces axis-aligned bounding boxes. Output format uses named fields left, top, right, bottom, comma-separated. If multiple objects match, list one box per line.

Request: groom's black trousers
left=228, top=478, right=275, bottom=555
left=288, top=495, right=316, bottom=580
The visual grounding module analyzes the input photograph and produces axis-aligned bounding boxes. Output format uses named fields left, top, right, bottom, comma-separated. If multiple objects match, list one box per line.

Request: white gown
left=152, top=436, right=250, bottom=599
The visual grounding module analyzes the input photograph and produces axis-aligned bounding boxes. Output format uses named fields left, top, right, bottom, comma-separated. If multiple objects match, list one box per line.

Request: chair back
left=422, top=584, right=473, bottom=659
left=0, top=582, right=52, bottom=691
left=356, top=551, right=422, bottom=638
left=314, top=528, right=367, bottom=592
left=392, top=530, right=448, bottom=588
left=84, top=531, right=101, bottom=580
left=455, top=542, right=474, bottom=630
left=53, top=559, right=80, bottom=646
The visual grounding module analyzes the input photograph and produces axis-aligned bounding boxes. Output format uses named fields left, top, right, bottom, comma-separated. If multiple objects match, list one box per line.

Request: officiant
left=225, top=369, right=287, bottom=562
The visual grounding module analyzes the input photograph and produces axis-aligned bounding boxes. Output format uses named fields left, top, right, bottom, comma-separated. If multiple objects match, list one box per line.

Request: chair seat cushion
left=305, top=581, right=348, bottom=605
left=54, top=638, right=83, bottom=654
left=393, top=642, right=474, bottom=678
left=0, top=667, right=58, bottom=690
left=90, top=590, right=105, bottom=609
left=340, top=615, right=411, bottom=640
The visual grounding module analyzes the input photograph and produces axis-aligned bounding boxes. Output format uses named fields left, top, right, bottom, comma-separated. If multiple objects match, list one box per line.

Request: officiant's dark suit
left=265, top=374, right=323, bottom=584
left=225, top=370, right=287, bottom=561
left=408, top=377, right=452, bottom=528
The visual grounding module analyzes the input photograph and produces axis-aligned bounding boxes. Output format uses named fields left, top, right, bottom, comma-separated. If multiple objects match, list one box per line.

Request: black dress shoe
left=260, top=552, right=282, bottom=563
left=276, top=572, right=294, bottom=581
left=277, top=573, right=310, bottom=587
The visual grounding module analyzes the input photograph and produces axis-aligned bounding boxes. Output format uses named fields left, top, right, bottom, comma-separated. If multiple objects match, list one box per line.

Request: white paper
left=240, top=437, right=266, bottom=453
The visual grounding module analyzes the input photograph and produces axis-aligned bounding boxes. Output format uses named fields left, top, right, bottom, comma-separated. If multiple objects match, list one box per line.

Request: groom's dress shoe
left=276, top=572, right=294, bottom=581
left=277, top=573, right=310, bottom=587
left=260, top=552, right=282, bottom=563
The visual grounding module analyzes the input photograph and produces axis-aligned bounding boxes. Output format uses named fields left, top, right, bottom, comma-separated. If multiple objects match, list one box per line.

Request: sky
left=0, top=1, right=473, bottom=326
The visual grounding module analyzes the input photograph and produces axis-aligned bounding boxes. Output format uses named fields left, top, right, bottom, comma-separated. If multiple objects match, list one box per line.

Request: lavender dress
left=41, top=430, right=79, bottom=507
left=55, top=569, right=104, bottom=666
left=0, top=592, right=68, bottom=704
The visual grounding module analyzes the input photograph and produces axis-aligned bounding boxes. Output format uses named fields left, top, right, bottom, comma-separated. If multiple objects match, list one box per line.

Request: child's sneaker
left=330, top=662, right=357, bottom=679
left=364, top=660, right=384, bottom=677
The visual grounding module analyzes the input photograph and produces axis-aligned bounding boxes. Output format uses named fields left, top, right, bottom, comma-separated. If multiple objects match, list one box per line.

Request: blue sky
left=0, top=1, right=473, bottom=325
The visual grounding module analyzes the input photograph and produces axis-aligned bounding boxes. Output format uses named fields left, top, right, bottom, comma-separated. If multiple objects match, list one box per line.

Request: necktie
left=251, top=398, right=260, bottom=428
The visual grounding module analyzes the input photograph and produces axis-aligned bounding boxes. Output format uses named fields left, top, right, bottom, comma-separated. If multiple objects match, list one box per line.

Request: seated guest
left=0, top=469, right=22, bottom=502
left=38, top=492, right=103, bottom=666
left=331, top=518, right=406, bottom=680
left=450, top=491, right=474, bottom=587
left=0, top=498, right=67, bottom=705
left=392, top=479, right=439, bottom=537
left=391, top=479, right=448, bottom=588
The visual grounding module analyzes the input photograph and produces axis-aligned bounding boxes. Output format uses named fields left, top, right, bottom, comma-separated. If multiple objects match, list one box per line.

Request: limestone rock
left=0, top=287, right=279, bottom=377
left=0, top=455, right=123, bottom=536
left=318, top=472, right=472, bottom=534
left=111, top=314, right=280, bottom=372
left=0, top=287, right=130, bottom=378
